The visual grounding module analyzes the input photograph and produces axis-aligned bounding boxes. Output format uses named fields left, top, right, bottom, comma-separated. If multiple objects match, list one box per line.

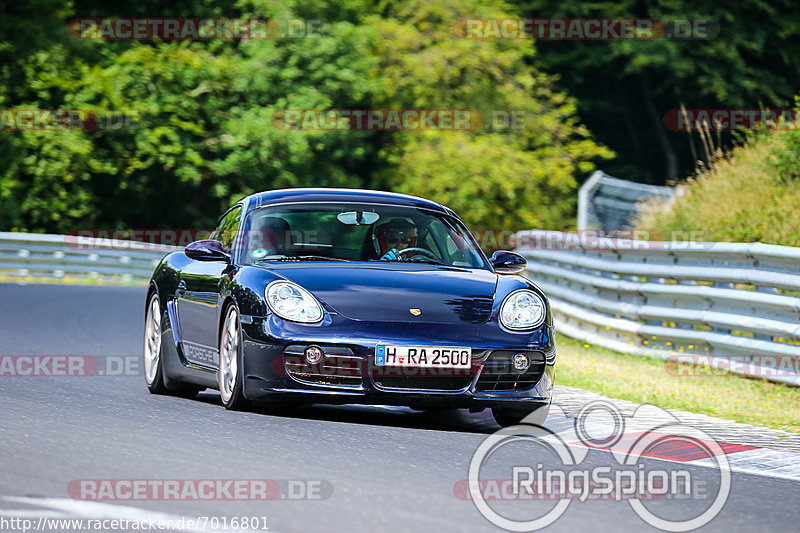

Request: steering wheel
left=396, top=247, right=440, bottom=261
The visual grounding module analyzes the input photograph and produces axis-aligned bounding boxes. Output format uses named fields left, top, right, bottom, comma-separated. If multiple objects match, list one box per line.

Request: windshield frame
left=235, top=201, right=492, bottom=271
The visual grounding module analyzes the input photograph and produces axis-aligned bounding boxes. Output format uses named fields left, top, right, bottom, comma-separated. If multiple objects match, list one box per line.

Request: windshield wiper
left=256, top=255, right=348, bottom=263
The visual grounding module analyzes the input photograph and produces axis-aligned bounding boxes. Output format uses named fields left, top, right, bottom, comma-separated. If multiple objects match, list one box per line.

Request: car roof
left=244, top=188, right=448, bottom=213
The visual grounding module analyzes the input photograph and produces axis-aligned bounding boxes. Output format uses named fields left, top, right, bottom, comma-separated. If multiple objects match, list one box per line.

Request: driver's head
left=377, top=218, right=417, bottom=255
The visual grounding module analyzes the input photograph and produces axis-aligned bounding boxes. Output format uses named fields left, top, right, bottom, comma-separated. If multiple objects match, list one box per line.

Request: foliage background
left=1, top=0, right=798, bottom=235
left=0, top=0, right=611, bottom=233
left=636, top=125, right=800, bottom=247
left=521, top=0, right=800, bottom=183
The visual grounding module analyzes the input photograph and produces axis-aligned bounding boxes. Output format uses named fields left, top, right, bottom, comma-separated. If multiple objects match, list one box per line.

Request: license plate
left=375, top=345, right=471, bottom=368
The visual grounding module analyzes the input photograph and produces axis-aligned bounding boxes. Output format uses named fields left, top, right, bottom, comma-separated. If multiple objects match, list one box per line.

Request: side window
left=426, top=223, right=457, bottom=262
left=423, top=232, right=445, bottom=261
left=212, top=206, right=242, bottom=250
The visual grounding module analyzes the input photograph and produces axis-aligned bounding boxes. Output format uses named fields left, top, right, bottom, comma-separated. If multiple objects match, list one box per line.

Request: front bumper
left=239, top=313, right=556, bottom=411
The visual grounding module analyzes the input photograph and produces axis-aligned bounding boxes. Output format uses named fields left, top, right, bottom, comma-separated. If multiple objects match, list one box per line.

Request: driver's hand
left=380, top=248, right=399, bottom=261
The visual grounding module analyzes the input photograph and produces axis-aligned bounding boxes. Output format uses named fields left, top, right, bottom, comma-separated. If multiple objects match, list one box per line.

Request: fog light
left=513, top=353, right=530, bottom=373
left=305, top=345, right=324, bottom=364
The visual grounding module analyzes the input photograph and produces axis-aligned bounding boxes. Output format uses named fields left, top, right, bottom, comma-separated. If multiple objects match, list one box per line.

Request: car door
left=176, top=205, right=241, bottom=368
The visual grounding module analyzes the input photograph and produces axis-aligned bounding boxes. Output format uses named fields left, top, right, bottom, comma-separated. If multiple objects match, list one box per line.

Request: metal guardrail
left=578, top=171, right=679, bottom=230
left=0, top=232, right=179, bottom=283
left=3, top=230, right=798, bottom=384
left=516, top=230, right=800, bottom=385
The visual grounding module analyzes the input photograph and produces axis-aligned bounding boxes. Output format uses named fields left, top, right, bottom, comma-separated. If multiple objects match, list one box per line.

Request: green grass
left=555, top=335, right=800, bottom=433
left=636, top=129, right=800, bottom=246
left=0, top=272, right=145, bottom=287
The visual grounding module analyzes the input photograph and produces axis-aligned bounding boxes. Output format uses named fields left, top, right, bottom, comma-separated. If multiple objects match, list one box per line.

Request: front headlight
left=266, top=281, right=323, bottom=323
left=500, top=289, right=545, bottom=330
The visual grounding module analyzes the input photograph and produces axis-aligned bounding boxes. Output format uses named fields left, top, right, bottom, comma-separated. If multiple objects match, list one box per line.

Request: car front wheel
left=144, top=292, right=168, bottom=394
left=218, top=304, right=249, bottom=410
left=144, top=292, right=203, bottom=398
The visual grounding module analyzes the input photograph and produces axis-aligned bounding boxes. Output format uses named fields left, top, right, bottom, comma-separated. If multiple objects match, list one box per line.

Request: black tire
left=144, top=292, right=169, bottom=394
left=218, top=304, right=250, bottom=411
left=492, top=405, right=549, bottom=427
left=144, top=291, right=203, bottom=398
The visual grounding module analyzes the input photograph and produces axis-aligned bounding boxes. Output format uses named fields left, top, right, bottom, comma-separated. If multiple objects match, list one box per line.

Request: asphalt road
left=0, top=284, right=798, bottom=532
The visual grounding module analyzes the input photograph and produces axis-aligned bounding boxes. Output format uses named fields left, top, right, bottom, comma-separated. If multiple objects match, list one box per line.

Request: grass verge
left=0, top=273, right=145, bottom=287
left=556, top=335, right=800, bottom=433
left=635, top=129, right=800, bottom=246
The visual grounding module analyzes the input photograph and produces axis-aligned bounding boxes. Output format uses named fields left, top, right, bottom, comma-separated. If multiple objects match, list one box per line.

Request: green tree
left=0, top=0, right=610, bottom=234
left=370, top=0, right=611, bottom=229
left=521, top=0, right=800, bottom=182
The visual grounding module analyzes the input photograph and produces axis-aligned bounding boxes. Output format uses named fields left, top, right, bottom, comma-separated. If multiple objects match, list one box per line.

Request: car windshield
left=239, top=203, right=489, bottom=269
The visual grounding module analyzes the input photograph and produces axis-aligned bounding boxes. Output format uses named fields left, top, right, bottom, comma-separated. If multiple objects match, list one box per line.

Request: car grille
left=474, top=350, right=546, bottom=392
left=371, top=363, right=474, bottom=392
left=371, top=375, right=473, bottom=392
left=283, top=345, right=363, bottom=388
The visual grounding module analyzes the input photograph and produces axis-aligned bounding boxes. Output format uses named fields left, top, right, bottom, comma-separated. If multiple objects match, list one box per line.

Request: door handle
left=177, top=280, right=186, bottom=297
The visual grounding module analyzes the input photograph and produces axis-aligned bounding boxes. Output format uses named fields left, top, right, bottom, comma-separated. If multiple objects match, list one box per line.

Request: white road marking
left=690, top=448, right=800, bottom=482
left=543, top=415, right=800, bottom=482
left=0, top=510, right=72, bottom=518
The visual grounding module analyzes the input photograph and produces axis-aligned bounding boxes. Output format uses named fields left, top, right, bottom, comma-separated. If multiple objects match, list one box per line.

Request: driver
left=376, top=218, right=417, bottom=261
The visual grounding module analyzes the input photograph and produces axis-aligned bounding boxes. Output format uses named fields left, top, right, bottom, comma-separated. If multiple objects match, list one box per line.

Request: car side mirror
left=490, top=250, right=526, bottom=274
left=185, top=240, right=231, bottom=262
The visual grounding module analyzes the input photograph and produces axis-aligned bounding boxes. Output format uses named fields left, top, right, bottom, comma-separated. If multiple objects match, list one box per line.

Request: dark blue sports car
left=144, top=189, right=555, bottom=426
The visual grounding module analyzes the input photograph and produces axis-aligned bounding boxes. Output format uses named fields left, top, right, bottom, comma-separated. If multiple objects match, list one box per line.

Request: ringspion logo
left=465, top=401, right=731, bottom=531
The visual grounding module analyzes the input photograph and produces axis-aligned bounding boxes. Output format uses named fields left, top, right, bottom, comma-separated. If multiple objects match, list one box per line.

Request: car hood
left=268, top=263, right=498, bottom=324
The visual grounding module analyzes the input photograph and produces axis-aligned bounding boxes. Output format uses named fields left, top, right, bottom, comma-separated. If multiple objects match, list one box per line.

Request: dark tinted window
left=239, top=203, right=489, bottom=269
left=212, top=206, right=242, bottom=250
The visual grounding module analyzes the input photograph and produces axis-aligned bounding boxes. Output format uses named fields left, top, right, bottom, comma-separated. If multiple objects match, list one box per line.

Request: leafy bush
left=0, top=0, right=610, bottom=233
left=636, top=123, right=800, bottom=246
left=768, top=98, right=800, bottom=181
